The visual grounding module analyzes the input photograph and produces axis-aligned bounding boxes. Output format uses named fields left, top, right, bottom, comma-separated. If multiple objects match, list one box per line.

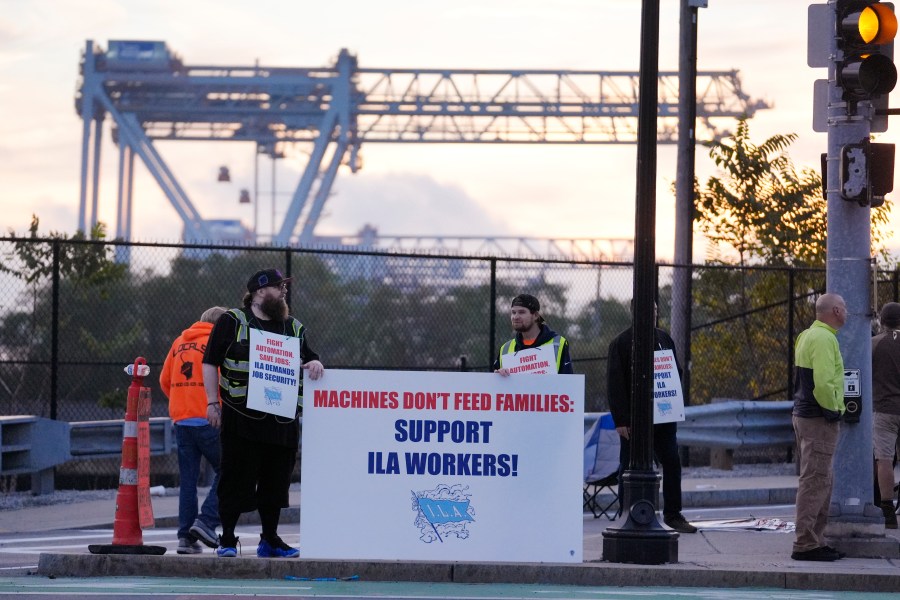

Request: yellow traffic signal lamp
left=843, top=2, right=897, bottom=44
left=837, top=1, right=898, bottom=100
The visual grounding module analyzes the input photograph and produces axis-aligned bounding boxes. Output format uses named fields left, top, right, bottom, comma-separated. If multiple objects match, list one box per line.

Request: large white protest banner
left=300, top=369, right=584, bottom=563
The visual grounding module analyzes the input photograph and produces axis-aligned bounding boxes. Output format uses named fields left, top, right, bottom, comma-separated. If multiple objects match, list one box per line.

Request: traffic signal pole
left=821, top=0, right=897, bottom=556
left=825, top=65, right=883, bottom=536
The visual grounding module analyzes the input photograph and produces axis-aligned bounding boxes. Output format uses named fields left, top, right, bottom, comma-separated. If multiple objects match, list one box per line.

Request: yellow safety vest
left=498, top=335, right=567, bottom=373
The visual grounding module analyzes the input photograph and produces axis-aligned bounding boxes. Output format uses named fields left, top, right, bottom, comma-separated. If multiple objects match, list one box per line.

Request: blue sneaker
left=256, top=535, right=299, bottom=558
left=216, top=536, right=239, bottom=558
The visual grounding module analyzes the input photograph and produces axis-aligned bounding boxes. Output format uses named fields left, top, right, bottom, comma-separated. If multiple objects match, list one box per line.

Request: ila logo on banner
left=411, top=484, right=475, bottom=543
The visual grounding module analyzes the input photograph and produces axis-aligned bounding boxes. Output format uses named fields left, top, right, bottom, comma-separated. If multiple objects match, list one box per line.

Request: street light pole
left=603, top=0, right=679, bottom=565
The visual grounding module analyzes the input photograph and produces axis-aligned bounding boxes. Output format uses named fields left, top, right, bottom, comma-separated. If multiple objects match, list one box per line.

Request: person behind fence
left=872, top=301, right=900, bottom=530
left=606, top=301, right=697, bottom=534
left=791, top=292, right=847, bottom=562
left=202, top=268, right=324, bottom=559
left=159, top=305, right=227, bottom=555
left=493, top=293, right=573, bottom=376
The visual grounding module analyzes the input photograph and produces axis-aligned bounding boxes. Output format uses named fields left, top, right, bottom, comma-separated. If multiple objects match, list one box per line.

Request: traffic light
left=839, top=140, right=895, bottom=206
left=836, top=1, right=898, bottom=101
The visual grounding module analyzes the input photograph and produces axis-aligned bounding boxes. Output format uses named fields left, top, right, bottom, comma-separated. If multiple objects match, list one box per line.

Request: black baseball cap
left=247, top=269, right=292, bottom=293
left=511, top=294, right=540, bottom=313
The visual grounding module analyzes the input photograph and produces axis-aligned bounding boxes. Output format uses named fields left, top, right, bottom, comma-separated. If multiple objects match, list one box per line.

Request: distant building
left=183, top=219, right=254, bottom=245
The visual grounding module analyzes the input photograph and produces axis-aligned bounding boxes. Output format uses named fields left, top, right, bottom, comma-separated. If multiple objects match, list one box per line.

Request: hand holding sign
left=303, top=359, right=324, bottom=380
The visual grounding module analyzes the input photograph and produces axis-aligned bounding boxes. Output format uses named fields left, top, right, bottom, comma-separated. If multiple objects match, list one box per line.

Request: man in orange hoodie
left=160, top=306, right=227, bottom=554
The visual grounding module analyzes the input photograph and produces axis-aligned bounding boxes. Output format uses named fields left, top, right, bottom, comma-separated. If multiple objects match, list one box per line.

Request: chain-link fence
left=2, top=237, right=898, bottom=483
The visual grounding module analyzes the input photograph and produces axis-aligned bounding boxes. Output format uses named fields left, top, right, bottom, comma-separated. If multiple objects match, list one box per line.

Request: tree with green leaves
left=0, top=216, right=128, bottom=414
left=687, top=118, right=892, bottom=405
left=696, top=118, right=892, bottom=267
left=1, top=215, right=126, bottom=299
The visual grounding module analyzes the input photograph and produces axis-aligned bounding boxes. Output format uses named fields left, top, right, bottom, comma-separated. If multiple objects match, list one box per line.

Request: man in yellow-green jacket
left=791, top=293, right=847, bottom=562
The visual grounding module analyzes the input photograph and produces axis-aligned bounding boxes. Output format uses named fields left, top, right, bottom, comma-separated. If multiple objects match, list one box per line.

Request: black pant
left=217, top=431, right=295, bottom=515
left=617, top=421, right=683, bottom=516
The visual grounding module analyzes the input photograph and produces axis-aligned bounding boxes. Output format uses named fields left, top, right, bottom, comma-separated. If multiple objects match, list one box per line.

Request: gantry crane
left=76, top=40, right=769, bottom=250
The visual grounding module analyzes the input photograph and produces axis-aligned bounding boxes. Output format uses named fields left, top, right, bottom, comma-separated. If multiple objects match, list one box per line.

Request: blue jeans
left=175, top=423, right=221, bottom=539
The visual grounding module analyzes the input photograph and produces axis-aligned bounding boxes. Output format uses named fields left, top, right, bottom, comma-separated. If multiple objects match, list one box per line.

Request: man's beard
left=512, top=321, right=532, bottom=333
left=259, top=295, right=289, bottom=321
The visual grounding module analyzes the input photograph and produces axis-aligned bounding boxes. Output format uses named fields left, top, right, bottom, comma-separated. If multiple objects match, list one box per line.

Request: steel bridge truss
left=76, top=40, right=769, bottom=246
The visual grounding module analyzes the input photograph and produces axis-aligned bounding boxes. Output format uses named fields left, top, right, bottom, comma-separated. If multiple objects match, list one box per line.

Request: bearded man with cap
left=202, top=268, right=324, bottom=558
left=493, top=294, right=573, bottom=375
left=873, top=301, right=900, bottom=529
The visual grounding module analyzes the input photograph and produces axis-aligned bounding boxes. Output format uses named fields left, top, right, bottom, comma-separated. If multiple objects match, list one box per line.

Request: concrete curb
left=682, top=487, right=796, bottom=508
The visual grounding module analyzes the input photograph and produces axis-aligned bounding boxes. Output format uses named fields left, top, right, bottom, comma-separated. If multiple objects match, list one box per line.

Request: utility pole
left=672, top=0, right=707, bottom=415
left=810, top=0, right=898, bottom=556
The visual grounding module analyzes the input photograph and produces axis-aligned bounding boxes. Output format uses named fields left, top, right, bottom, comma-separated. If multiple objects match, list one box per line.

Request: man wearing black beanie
left=493, top=294, right=573, bottom=375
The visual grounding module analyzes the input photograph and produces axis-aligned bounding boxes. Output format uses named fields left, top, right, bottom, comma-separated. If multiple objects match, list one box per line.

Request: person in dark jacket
left=606, top=302, right=696, bottom=534
left=493, top=294, right=573, bottom=375
left=873, top=301, right=900, bottom=530
left=203, top=268, right=324, bottom=559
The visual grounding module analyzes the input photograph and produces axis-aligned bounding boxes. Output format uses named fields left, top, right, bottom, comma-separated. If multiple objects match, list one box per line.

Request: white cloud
left=320, top=172, right=510, bottom=237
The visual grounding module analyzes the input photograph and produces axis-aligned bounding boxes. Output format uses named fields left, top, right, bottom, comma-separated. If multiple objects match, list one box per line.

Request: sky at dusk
left=1, top=1, right=894, bottom=261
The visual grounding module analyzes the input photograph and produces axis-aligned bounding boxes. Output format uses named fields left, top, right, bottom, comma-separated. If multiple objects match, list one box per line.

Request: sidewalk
left=8, top=476, right=900, bottom=594
left=0, top=476, right=799, bottom=534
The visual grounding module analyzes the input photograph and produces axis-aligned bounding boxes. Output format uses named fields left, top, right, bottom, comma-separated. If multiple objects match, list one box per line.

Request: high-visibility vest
left=498, top=335, right=567, bottom=373
left=219, top=308, right=305, bottom=406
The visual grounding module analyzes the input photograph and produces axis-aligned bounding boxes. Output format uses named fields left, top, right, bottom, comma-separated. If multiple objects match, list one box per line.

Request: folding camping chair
left=583, top=412, right=622, bottom=520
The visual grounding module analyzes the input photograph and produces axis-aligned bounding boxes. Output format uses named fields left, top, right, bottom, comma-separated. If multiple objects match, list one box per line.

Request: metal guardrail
left=6, top=402, right=793, bottom=494
left=68, top=417, right=175, bottom=459
left=0, top=416, right=71, bottom=494
left=0, top=417, right=175, bottom=495
left=678, top=400, right=794, bottom=448
left=586, top=399, right=794, bottom=449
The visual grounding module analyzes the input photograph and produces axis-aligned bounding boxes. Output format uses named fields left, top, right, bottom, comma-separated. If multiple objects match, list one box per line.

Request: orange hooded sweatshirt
left=160, top=321, right=217, bottom=422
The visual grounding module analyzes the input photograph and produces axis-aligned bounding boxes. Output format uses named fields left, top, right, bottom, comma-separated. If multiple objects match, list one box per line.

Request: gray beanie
left=881, top=302, right=900, bottom=329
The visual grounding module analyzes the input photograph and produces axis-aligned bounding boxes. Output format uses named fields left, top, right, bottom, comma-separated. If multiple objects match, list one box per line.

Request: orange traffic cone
left=89, top=357, right=165, bottom=555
